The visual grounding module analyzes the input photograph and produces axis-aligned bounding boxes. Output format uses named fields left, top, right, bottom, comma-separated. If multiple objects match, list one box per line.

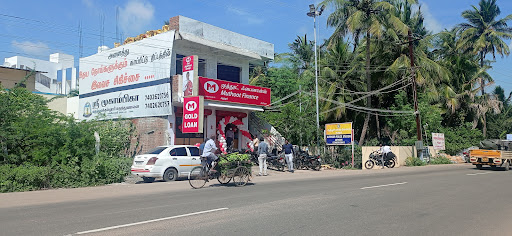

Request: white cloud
left=11, top=41, right=50, bottom=57
left=82, top=0, right=94, bottom=8
left=227, top=6, right=264, bottom=25
left=417, top=1, right=443, bottom=33
left=119, top=0, right=155, bottom=36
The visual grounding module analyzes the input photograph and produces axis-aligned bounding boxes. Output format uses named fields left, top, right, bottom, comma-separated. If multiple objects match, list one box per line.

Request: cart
left=188, top=159, right=252, bottom=189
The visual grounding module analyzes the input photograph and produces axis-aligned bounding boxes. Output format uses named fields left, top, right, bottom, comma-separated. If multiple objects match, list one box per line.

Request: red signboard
left=198, top=77, right=271, bottom=106
left=182, top=96, right=204, bottom=133
left=182, top=56, right=196, bottom=97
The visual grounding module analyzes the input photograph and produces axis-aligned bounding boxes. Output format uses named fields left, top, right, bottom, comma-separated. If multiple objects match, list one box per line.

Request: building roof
left=0, top=65, right=47, bottom=73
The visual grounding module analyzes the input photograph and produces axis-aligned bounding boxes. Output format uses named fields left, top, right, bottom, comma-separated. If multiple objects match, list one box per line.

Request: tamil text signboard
left=432, top=133, right=445, bottom=150
left=325, top=122, right=353, bottom=145
left=198, top=77, right=271, bottom=106
left=78, top=31, right=174, bottom=120
left=182, top=96, right=204, bottom=133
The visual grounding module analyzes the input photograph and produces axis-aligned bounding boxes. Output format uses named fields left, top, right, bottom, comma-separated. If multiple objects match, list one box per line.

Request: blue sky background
left=0, top=0, right=511, bottom=93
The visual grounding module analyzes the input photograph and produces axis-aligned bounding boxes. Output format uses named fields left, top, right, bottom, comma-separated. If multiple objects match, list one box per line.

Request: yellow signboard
left=325, top=123, right=352, bottom=135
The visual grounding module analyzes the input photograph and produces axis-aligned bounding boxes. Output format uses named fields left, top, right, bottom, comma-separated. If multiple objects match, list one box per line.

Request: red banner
left=198, top=77, right=271, bottom=106
left=182, top=96, right=204, bottom=133
left=182, top=55, right=194, bottom=72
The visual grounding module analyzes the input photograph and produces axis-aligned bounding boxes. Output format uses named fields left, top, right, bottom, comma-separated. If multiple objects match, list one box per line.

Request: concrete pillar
left=206, top=55, right=217, bottom=79
left=206, top=109, right=216, bottom=139
left=61, top=69, right=67, bottom=95
left=71, top=68, right=77, bottom=91
left=241, top=113, right=249, bottom=149
left=241, top=62, right=249, bottom=84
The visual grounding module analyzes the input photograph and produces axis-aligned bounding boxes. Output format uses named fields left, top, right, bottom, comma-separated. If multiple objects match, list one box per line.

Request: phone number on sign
left=145, top=92, right=169, bottom=100
left=145, top=101, right=170, bottom=109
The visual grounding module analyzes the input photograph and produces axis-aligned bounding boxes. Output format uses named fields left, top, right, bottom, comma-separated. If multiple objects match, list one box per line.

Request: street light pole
left=307, top=4, right=325, bottom=146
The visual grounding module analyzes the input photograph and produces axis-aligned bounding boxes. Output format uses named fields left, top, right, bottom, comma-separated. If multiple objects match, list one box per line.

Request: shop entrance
left=215, top=110, right=248, bottom=152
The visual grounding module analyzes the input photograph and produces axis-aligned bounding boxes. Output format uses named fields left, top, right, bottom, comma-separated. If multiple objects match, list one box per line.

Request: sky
left=1, top=0, right=512, bottom=93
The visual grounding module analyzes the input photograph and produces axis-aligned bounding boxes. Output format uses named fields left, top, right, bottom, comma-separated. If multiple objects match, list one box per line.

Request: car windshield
left=145, top=147, right=167, bottom=154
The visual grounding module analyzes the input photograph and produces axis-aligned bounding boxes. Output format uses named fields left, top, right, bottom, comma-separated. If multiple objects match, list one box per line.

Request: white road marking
left=360, top=182, right=408, bottom=190
left=74, top=207, right=229, bottom=235
left=466, top=172, right=491, bottom=176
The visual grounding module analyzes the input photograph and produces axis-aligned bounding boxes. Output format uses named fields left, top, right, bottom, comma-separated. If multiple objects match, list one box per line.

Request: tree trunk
left=376, top=114, right=381, bottom=140
left=359, top=114, right=370, bottom=146
left=480, top=51, right=485, bottom=96
left=483, top=113, right=487, bottom=138
left=359, top=31, right=372, bottom=146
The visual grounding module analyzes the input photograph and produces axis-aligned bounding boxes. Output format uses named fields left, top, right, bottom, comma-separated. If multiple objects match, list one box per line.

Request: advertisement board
left=198, top=77, right=271, bottom=106
left=78, top=31, right=174, bottom=120
left=432, top=133, right=445, bottom=150
left=325, top=122, right=353, bottom=145
left=182, top=96, right=204, bottom=133
left=180, top=55, right=198, bottom=97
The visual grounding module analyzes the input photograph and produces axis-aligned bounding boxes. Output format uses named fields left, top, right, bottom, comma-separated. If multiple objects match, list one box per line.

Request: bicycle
left=188, top=157, right=250, bottom=189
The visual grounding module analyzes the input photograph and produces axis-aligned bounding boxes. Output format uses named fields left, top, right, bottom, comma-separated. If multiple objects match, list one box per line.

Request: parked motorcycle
left=365, top=151, right=396, bottom=169
left=267, top=153, right=286, bottom=171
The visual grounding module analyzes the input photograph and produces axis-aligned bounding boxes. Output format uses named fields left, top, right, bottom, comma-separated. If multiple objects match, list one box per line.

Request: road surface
left=0, top=164, right=510, bottom=236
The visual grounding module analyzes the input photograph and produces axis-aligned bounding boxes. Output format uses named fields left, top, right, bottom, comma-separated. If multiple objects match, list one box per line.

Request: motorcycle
left=295, top=153, right=321, bottom=171
left=365, top=150, right=396, bottom=169
left=267, top=153, right=286, bottom=171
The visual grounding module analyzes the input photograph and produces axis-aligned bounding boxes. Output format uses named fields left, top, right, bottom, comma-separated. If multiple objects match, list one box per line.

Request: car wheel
left=163, top=168, right=178, bottom=182
left=476, top=164, right=482, bottom=169
left=142, top=177, right=155, bottom=183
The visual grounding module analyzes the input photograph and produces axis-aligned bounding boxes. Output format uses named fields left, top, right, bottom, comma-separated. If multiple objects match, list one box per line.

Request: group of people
left=255, top=137, right=294, bottom=176
left=198, top=134, right=296, bottom=176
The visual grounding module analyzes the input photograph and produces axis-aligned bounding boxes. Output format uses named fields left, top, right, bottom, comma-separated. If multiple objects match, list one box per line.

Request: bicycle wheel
left=233, top=166, right=250, bottom=187
left=189, top=166, right=207, bottom=189
left=217, top=174, right=232, bottom=184
left=365, top=160, right=375, bottom=169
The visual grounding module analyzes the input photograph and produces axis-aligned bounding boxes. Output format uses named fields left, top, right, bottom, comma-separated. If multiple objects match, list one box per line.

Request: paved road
left=1, top=164, right=511, bottom=236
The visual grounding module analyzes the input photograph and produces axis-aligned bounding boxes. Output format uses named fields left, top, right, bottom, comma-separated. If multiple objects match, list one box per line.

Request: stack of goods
left=217, top=152, right=252, bottom=174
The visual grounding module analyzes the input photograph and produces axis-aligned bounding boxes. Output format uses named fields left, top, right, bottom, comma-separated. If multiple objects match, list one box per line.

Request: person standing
left=257, top=137, right=269, bottom=176
left=282, top=139, right=294, bottom=173
left=226, top=127, right=235, bottom=149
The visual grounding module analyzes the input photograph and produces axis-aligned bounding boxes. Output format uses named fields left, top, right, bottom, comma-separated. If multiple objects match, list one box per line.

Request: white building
left=3, top=53, right=78, bottom=95
left=79, top=15, right=275, bottom=153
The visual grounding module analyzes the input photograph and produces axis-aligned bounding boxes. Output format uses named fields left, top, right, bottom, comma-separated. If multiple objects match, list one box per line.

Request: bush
left=429, top=156, right=453, bottom=165
left=0, top=165, right=51, bottom=193
left=405, top=157, right=426, bottom=166
left=0, top=155, right=132, bottom=193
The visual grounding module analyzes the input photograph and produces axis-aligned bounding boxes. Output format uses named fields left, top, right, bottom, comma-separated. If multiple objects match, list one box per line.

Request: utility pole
left=408, top=30, right=422, bottom=142
left=408, top=30, right=423, bottom=160
left=307, top=4, right=325, bottom=147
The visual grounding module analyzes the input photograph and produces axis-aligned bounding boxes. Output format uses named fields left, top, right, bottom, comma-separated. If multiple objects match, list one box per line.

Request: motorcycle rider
left=379, top=143, right=392, bottom=169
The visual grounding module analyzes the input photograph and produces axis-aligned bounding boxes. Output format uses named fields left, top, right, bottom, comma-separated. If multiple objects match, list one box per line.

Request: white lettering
left=184, top=113, right=198, bottom=119
left=184, top=122, right=198, bottom=128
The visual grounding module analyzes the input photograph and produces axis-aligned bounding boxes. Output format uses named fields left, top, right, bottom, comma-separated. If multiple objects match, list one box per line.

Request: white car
left=131, top=145, right=202, bottom=183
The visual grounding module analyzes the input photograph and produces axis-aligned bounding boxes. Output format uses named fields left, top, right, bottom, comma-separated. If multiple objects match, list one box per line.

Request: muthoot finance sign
left=78, top=31, right=175, bottom=120
left=325, top=122, right=353, bottom=145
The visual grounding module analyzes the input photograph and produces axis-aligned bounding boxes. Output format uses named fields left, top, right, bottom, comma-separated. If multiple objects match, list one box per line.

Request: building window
left=217, top=63, right=240, bottom=83
left=176, top=54, right=206, bottom=76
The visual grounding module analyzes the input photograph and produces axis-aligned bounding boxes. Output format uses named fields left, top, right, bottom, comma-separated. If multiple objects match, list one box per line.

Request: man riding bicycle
left=201, top=134, right=219, bottom=172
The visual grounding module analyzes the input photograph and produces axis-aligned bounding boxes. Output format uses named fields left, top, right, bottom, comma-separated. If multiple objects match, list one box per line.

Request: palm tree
left=470, top=94, right=502, bottom=137
left=323, top=0, right=413, bottom=145
left=456, top=0, right=512, bottom=96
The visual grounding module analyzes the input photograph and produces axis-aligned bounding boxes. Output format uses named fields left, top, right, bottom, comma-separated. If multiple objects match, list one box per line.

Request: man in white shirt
left=201, top=135, right=219, bottom=170
left=379, top=143, right=391, bottom=169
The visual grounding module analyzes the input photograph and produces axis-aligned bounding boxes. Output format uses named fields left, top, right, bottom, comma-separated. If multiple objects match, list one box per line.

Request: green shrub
left=429, top=156, right=453, bottom=165
left=405, top=157, right=426, bottom=166
left=0, top=165, right=51, bottom=193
